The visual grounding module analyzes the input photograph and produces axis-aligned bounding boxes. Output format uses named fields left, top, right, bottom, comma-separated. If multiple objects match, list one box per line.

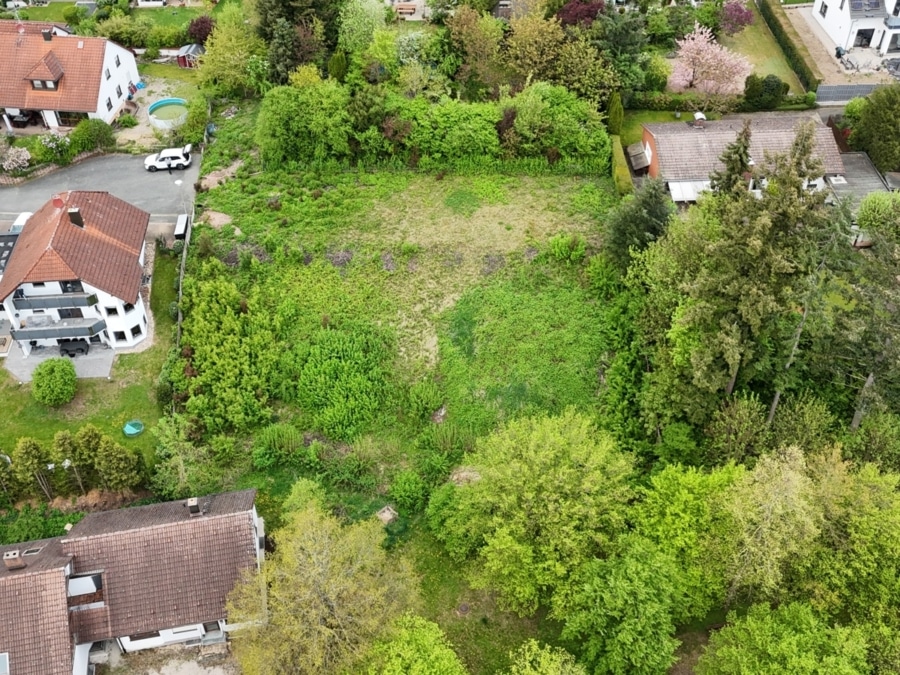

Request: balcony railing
left=11, top=316, right=106, bottom=341
left=12, top=293, right=98, bottom=310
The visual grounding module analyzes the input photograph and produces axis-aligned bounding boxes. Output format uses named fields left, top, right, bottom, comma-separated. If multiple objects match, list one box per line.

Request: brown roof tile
left=643, top=115, right=845, bottom=182
left=63, top=491, right=259, bottom=642
left=0, top=32, right=106, bottom=113
left=0, top=539, right=73, bottom=675
left=26, top=50, right=65, bottom=81
left=0, top=191, right=150, bottom=304
left=0, top=20, right=72, bottom=35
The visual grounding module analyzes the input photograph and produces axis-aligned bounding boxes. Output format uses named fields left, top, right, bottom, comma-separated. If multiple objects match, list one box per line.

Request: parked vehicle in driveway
left=144, top=144, right=192, bottom=172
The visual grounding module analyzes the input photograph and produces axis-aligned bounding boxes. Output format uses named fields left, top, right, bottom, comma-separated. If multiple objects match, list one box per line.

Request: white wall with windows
left=2, top=279, right=148, bottom=353
left=813, top=0, right=900, bottom=54
left=90, top=41, right=138, bottom=125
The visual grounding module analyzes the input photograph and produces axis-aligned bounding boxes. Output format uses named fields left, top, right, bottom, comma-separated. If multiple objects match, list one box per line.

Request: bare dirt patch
left=200, top=211, right=233, bottom=229
left=200, top=159, right=244, bottom=192
left=105, top=645, right=238, bottom=675
left=114, top=76, right=175, bottom=150
left=669, top=630, right=709, bottom=675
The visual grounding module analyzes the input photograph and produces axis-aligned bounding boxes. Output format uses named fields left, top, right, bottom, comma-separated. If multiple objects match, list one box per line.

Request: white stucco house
left=0, top=192, right=151, bottom=355
left=0, top=26, right=138, bottom=130
left=813, top=0, right=900, bottom=55
left=0, top=490, right=264, bottom=675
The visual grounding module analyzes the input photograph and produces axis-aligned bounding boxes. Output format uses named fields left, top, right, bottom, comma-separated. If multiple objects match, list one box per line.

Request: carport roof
left=0, top=191, right=149, bottom=304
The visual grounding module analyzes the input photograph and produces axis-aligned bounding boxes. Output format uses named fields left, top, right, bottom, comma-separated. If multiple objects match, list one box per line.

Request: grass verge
left=18, top=2, right=73, bottom=21
left=621, top=110, right=682, bottom=146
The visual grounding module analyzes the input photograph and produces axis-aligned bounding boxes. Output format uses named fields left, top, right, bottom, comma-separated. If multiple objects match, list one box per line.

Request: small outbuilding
left=176, top=43, right=204, bottom=69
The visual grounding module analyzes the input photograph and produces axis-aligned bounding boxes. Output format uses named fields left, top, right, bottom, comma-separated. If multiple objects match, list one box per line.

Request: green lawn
left=18, top=2, right=73, bottom=22
left=621, top=110, right=683, bottom=146
left=721, top=1, right=804, bottom=93
left=0, top=246, right=177, bottom=469
left=134, top=6, right=203, bottom=27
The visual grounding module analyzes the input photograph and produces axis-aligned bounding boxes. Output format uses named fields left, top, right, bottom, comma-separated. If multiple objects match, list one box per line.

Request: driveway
left=0, top=154, right=198, bottom=220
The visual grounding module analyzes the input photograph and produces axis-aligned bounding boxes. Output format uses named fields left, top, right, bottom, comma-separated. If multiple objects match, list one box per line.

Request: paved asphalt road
left=0, top=154, right=199, bottom=221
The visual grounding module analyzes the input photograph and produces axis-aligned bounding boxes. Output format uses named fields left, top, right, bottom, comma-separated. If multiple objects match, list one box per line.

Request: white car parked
left=144, top=144, right=192, bottom=172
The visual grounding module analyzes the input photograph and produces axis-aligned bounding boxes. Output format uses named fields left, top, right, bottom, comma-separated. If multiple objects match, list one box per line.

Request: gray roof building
left=0, top=490, right=263, bottom=675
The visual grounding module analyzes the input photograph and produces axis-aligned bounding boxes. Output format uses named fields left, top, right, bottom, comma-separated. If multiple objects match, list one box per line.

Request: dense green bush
left=252, top=423, right=320, bottom=469
left=147, top=24, right=187, bottom=49
left=0, top=505, right=84, bottom=545
left=291, top=326, right=392, bottom=441
left=396, top=96, right=501, bottom=164
left=69, top=119, right=115, bottom=154
left=176, top=95, right=210, bottom=146
left=547, top=233, right=587, bottom=265
left=257, top=81, right=610, bottom=173
left=257, top=84, right=352, bottom=166
left=31, top=358, right=77, bottom=407
left=389, top=469, right=428, bottom=511
left=611, top=135, right=633, bottom=196
left=757, top=0, right=821, bottom=91
left=743, top=74, right=789, bottom=110
left=97, top=14, right=153, bottom=48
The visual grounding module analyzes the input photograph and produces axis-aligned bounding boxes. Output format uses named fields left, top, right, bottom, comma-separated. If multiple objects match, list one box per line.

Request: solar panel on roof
left=815, top=84, right=880, bottom=103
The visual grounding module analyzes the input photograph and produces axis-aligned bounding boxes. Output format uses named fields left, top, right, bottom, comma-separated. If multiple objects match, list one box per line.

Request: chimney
left=3, top=550, right=26, bottom=571
left=68, top=208, right=84, bottom=229
left=187, top=497, right=201, bottom=517
left=52, top=194, right=65, bottom=209
left=42, top=29, right=52, bottom=42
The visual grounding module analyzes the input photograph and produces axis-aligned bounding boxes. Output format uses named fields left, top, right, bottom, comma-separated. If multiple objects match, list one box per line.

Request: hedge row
left=757, top=0, right=823, bottom=92
left=626, top=91, right=744, bottom=112
left=611, top=135, right=633, bottom=196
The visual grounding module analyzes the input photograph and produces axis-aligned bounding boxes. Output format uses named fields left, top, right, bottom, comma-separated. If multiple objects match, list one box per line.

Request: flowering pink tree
left=720, top=0, right=754, bottom=36
left=671, top=24, right=752, bottom=96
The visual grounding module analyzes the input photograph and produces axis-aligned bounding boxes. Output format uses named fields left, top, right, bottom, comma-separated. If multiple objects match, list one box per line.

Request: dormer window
left=45, top=80, right=56, bottom=89
left=32, top=80, right=44, bottom=89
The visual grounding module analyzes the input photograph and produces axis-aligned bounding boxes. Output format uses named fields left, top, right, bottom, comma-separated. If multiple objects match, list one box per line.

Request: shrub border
left=611, top=135, right=634, bottom=196
left=757, top=0, right=823, bottom=92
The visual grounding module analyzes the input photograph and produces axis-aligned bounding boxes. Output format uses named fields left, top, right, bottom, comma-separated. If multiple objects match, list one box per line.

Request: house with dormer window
left=813, top=0, right=900, bottom=55
left=0, top=27, right=137, bottom=130
left=0, top=191, right=151, bottom=355
left=0, top=490, right=264, bottom=675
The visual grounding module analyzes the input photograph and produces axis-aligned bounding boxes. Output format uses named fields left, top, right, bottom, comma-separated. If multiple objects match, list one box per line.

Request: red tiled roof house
left=0, top=490, right=264, bottom=675
left=0, top=25, right=138, bottom=130
left=0, top=191, right=152, bottom=354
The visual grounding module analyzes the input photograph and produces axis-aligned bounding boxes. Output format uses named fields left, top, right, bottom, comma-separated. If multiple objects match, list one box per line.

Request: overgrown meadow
left=154, top=105, right=618, bottom=670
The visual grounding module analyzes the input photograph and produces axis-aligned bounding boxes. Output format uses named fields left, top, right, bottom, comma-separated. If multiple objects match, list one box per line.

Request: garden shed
left=176, top=43, right=204, bottom=69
